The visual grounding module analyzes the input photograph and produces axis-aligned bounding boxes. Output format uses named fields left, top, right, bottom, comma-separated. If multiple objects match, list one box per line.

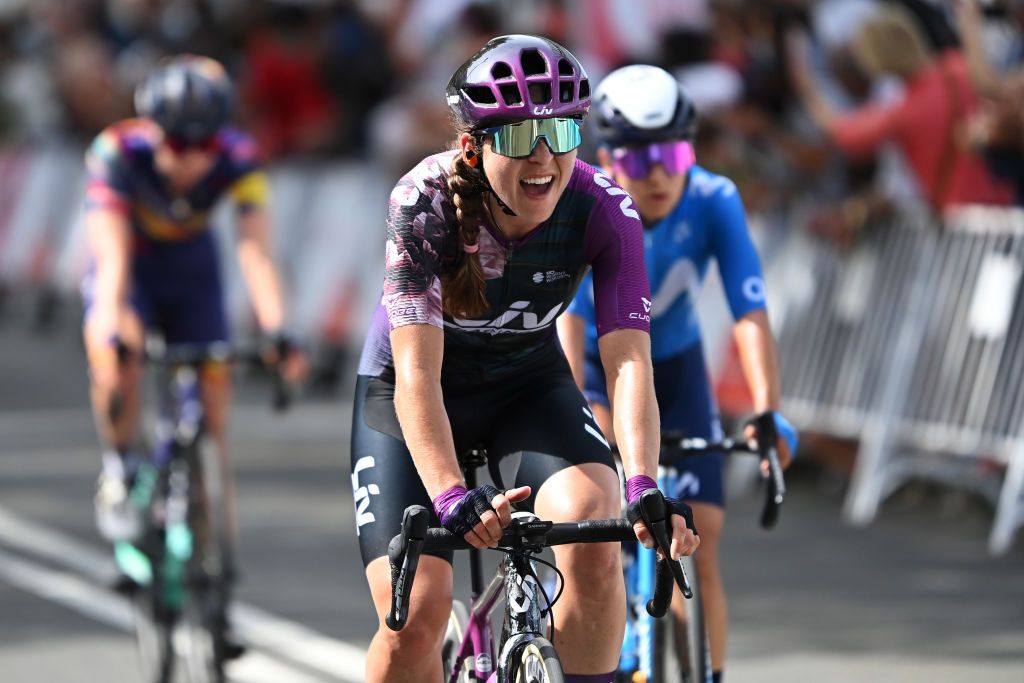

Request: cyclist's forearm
left=86, top=209, right=131, bottom=335
left=394, top=371, right=464, bottom=499
left=733, top=309, right=781, bottom=412
left=237, top=210, right=285, bottom=331
left=600, top=329, right=659, bottom=478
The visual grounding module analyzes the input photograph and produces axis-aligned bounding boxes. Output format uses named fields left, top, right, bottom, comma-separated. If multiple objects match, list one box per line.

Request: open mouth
left=520, top=175, right=554, bottom=200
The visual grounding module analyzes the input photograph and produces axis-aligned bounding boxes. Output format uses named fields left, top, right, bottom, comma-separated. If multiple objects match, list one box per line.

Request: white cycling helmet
left=591, top=64, right=697, bottom=147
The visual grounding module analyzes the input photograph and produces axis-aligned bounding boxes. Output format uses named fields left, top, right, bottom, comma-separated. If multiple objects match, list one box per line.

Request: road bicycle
left=111, top=339, right=289, bottom=683
left=619, top=412, right=786, bottom=683
left=387, top=446, right=692, bottom=682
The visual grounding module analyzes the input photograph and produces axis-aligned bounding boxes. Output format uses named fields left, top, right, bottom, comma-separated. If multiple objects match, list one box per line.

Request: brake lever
left=385, top=505, right=428, bottom=631
left=638, top=490, right=693, bottom=600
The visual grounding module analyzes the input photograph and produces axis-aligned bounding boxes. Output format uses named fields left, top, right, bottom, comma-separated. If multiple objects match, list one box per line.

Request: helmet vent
left=520, top=49, right=547, bottom=76
left=578, top=79, right=590, bottom=99
left=464, top=86, right=497, bottom=105
left=559, top=81, right=574, bottom=103
left=557, top=59, right=575, bottom=76
left=491, top=62, right=513, bottom=80
left=528, top=82, right=551, bottom=105
left=499, top=83, right=523, bottom=106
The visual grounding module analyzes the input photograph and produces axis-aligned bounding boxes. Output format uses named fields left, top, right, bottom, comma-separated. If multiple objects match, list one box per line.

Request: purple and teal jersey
left=358, top=150, right=650, bottom=386
left=567, top=165, right=766, bottom=361
left=85, top=118, right=269, bottom=242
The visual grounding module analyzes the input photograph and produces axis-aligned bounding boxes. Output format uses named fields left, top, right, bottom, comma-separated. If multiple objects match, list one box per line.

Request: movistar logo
left=446, top=301, right=563, bottom=335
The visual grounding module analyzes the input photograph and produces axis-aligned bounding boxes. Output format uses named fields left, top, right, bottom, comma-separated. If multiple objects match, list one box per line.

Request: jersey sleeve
left=381, top=160, right=451, bottom=330
left=583, top=170, right=651, bottom=337
left=707, top=178, right=767, bottom=320
left=228, top=170, right=271, bottom=213
left=84, top=128, right=131, bottom=215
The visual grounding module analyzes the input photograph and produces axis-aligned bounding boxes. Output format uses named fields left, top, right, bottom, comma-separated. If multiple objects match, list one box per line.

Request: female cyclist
left=556, top=65, right=799, bottom=683
left=84, top=55, right=301, bottom=548
left=350, top=36, right=699, bottom=683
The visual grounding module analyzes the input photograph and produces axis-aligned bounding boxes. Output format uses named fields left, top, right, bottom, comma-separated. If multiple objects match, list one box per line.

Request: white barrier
left=773, top=208, right=1024, bottom=555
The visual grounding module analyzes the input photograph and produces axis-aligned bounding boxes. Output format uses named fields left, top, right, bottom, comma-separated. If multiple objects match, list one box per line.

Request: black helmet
left=135, top=55, right=234, bottom=142
left=591, top=65, right=697, bottom=147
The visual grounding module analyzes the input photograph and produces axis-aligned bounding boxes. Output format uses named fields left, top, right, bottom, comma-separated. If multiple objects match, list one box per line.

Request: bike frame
left=446, top=453, right=551, bottom=683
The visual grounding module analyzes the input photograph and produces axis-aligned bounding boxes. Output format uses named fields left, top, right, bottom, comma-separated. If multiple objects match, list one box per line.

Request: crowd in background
left=3, top=0, right=1024, bottom=233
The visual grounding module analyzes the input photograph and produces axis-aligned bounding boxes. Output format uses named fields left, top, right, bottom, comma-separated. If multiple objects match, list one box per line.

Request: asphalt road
left=1, top=311, right=1022, bottom=682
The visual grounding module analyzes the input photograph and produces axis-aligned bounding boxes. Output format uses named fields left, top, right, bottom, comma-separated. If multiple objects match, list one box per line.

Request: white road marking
left=0, top=548, right=328, bottom=683
left=0, top=505, right=365, bottom=682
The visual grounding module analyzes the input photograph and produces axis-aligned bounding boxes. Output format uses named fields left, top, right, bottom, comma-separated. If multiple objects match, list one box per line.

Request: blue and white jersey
left=567, top=165, right=766, bottom=361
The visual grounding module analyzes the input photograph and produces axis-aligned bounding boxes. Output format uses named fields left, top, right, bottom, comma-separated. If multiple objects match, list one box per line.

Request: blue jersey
left=567, top=165, right=766, bottom=361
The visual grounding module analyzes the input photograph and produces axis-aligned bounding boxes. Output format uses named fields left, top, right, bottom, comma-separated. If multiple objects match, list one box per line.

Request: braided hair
left=442, top=140, right=490, bottom=318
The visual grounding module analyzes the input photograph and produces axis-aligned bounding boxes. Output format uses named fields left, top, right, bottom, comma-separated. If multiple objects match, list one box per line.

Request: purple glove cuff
left=625, top=475, right=658, bottom=505
left=432, top=485, right=468, bottom=526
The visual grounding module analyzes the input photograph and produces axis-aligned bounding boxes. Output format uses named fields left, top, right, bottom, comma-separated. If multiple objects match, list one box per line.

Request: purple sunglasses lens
left=612, top=141, right=696, bottom=179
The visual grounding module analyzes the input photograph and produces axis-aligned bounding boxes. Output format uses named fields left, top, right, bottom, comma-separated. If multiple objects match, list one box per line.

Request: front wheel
left=512, top=638, right=565, bottom=683
left=670, top=554, right=711, bottom=683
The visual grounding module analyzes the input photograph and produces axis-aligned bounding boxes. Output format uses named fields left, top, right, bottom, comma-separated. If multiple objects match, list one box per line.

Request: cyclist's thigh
left=485, top=364, right=617, bottom=514
left=655, top=344, right=725, bottom=508
left=351, top=375, right=454, bottom=567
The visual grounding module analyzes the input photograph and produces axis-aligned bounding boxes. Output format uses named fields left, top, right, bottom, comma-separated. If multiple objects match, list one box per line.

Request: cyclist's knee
left=367, top=556, right=452, bottom=658
left=557, top=540, right=621, bottom=590
left=534, top=463, right=620, bottom=522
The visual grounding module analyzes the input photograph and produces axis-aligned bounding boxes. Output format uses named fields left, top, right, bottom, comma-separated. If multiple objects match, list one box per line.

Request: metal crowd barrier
left=774, top=207, right=1024, bottom=555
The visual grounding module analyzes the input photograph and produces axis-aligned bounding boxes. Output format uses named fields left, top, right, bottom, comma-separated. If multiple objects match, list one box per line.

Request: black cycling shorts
left=349, top=353, right=615, bottom=567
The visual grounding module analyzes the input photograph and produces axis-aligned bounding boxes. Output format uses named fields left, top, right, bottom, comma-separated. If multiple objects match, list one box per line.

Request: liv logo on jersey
left=593, top=172, right=640, bottom=220
left=447, top=301, right=563, bottom=334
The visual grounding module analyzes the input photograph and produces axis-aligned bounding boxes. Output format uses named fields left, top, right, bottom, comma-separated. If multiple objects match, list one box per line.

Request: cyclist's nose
left=528, top=138, right=555, bottom=162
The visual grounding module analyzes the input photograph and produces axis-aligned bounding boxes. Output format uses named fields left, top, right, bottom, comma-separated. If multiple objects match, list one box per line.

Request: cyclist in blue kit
left=350, top=36, right=699, bottom=683
left=557, top=65, right=799, bottom=683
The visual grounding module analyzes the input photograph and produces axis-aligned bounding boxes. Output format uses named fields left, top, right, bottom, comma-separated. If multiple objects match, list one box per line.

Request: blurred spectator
left=958, top=0, right=1024, bottom=202
left=240, top=0, right=338, bottom=159
left=788, top=4, right=1015, bottom=212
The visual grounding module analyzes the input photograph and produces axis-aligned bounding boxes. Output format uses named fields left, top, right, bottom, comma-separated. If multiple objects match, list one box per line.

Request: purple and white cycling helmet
left=446, top=35, right=591, bottom=129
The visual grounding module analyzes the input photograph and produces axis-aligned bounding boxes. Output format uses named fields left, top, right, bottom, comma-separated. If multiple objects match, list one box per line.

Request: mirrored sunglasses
left=611, top=140, right=696, bottom=180
left=479, top=118, right=582, bottom=158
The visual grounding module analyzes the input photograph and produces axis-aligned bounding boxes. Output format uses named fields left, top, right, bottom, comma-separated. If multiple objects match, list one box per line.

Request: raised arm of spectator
left=786, top=29, right=842, bottom=133
left=954, top=0, right=1002, bottom=98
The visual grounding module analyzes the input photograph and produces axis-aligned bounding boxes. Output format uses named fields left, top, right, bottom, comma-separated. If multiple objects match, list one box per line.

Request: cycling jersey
left=357, top=149, right=650, bottom=387
left=85, top=118, right=269, bottom=241
left=83, top=118, right=268, bottom=344
left=567, top=164, right=766, bottom=361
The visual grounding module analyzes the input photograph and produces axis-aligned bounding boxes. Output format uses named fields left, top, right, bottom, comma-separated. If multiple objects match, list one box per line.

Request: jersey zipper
left=502, top=243, right=515, bottom=302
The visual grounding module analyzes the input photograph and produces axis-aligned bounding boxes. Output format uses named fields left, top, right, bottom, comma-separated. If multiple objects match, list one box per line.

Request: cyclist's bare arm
left=390, top=324, right=464, bottom=499
left=85, top=208, right=134, bottom=351
left=555, top=311, right=587, bottom=391
left=236, top=207, right=286, bottom=333
left=390, top=324, right=527, bottom=548
left=599, top=328, right=699, bottom=558
left=598, top=328, right=659, bottom=479
left=733, top=309, right=792, bottom=466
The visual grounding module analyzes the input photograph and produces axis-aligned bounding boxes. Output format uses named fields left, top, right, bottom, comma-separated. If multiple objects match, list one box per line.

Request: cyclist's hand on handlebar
left=625, top=478, right=699, bottom=560
left=260, top=330, right=310, bottom=383
left=433, top=484, right=531, bottom=550
left=746, top=411, right=799, bottom=471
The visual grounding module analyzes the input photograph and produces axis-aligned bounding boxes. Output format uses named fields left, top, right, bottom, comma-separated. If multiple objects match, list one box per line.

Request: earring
left=464, top=148, right=478, bottom=167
